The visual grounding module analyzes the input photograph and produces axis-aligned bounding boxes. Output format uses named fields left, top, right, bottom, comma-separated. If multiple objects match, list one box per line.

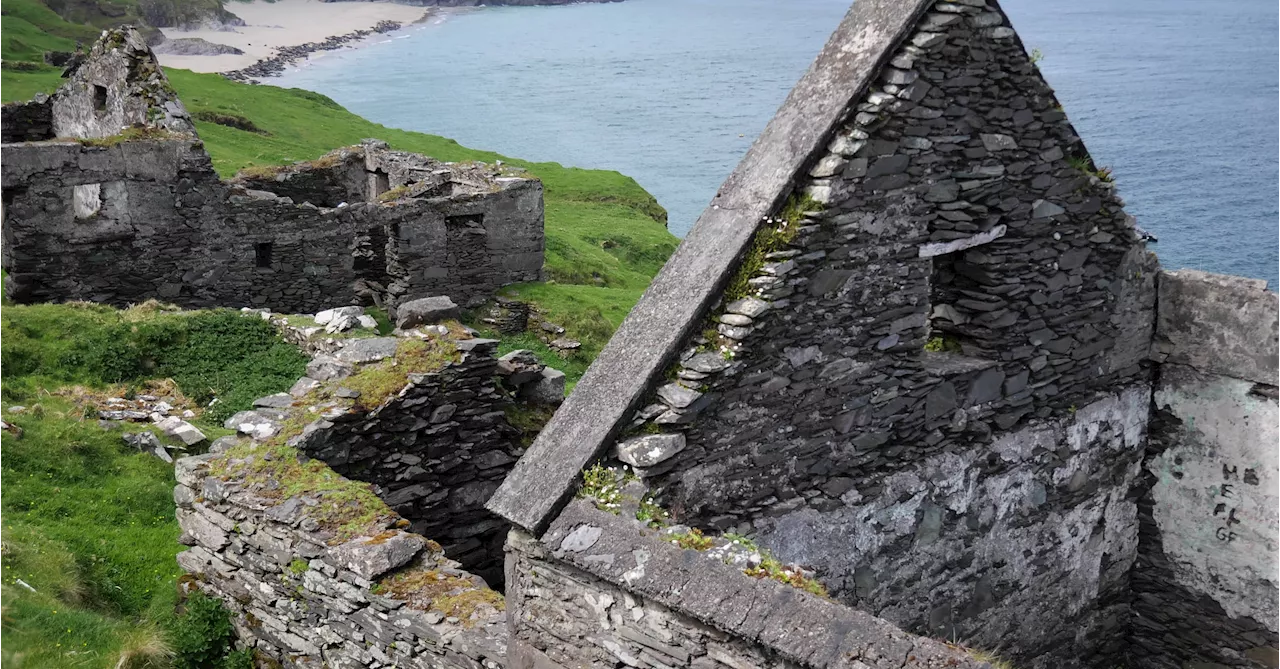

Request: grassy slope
left=1, top=3, right=677, bottom=666
left=0, top=304, right=310, bottom=668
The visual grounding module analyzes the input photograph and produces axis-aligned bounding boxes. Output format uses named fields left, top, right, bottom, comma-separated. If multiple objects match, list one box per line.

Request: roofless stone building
left=26, top=4, right=1276, bottom=669
left=0, top=28, right=544, bottom=314
left=488, top=1, right=1278, bottom=667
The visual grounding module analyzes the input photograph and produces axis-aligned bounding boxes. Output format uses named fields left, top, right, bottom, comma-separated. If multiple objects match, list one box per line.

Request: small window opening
left=1, top=186, right=13, bottom=228
left=446, top=213, right=485, bottom=227
left=92, top=85, right=108, bottom=112
left=255, top=242, right=273, bottom=268
left=73, top=183, right=102, bottom=219
left=369, top=169, right=390, bottom=200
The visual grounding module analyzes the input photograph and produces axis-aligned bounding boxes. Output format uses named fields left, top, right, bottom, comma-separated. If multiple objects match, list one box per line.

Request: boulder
left=208, top=435, right=243, bottom=454
left=521, top=367, right=566, bottom=405
left=497, top=349, right=543, bottom=386
left=289, top=377, right=323, bottom=398
left=155, top=416, right=207, bottom=446
left=395, top=296, right=458, bottom=329
left=326, top=314, right=360, bottom=333
left=307, top=355, right=354, bottom=382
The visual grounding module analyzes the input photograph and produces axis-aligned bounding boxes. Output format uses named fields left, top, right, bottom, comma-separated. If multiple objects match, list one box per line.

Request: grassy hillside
left=2, top=3, right=678, bottom=666
left=0, top=302, right=308, bottom=668
left=1, top=0, right=677, bottom=363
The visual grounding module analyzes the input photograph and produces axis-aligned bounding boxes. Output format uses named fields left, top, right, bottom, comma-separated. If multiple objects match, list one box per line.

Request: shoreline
left=221, top=18, right=414, bottom=81
left=155, top=0, right=433, bottom=76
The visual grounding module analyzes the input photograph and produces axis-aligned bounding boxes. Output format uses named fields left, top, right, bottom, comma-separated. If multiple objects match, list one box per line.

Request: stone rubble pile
left=95, top=393, right=208, bottom=459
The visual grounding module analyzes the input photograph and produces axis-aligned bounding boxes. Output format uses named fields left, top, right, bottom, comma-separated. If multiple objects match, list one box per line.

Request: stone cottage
left=0, top=27, right=544, bottom=314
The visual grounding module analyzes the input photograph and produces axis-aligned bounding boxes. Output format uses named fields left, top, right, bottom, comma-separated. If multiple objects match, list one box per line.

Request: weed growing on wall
left=168, top=591, right=253, bottom=669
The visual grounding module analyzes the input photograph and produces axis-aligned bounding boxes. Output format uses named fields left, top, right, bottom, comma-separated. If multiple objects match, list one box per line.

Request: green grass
left=0, top=6, right=680, bottom=664
left=1, top=0, right=99, bottom=62
left=1, top=399, right=189, bottom=669
left=1, top=300, right=309, bottom=667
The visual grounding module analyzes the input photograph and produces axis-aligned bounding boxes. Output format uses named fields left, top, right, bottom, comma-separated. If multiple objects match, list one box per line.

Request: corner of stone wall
left=504, top=499, right=994, bottom=669
left=1131, top=269, right=1279, bottom=668
left=173, top=450, right=508, bottom=669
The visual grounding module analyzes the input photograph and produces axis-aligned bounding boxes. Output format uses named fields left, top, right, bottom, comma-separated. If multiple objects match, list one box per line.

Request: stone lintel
left=918, top=223, right=1007, bottom=258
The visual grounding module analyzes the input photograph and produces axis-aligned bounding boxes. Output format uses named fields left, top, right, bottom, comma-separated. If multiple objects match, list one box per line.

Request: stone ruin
left=17, top=6, right=1278, bottom=669
left=0, top=27, right=544, bottom=315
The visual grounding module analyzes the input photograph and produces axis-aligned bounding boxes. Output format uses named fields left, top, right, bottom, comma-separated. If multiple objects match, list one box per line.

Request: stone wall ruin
left=1, top=28, right=543, bottom=314
left=487, top=1, right=1279, bottom=668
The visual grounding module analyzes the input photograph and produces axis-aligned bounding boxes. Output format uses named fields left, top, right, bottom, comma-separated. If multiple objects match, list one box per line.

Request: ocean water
left=274, top=0, right=1278, bottom=287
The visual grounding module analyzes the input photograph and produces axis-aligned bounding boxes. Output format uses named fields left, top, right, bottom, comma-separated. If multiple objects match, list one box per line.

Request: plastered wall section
left=1128, top=270, right=1279, bottom=669
left=505, top=500, right=991, bottom=669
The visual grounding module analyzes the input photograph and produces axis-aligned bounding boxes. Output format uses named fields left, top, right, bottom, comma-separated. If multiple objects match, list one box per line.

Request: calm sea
left=274, top=0, right=1278, bottom=287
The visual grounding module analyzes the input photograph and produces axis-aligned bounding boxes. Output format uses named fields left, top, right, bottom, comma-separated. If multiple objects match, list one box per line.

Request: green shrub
left=158, top=311, right=308, bottom=422
left=168, top=591, right=241, bottom=669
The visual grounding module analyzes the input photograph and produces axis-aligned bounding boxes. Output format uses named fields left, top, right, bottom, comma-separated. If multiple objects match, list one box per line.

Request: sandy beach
left=156, top=0, right=428, bottom=73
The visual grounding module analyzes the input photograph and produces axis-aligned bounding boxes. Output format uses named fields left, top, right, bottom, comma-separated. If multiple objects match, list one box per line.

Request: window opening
left=446, top=213, right=485, bottom=226
left=73, top=183, right=102, bottom=219
left=92, top=85, right=107, bottom=112
left=369, top=169, right=390, bottom=199
left=255, top=242, right=273, bottom=268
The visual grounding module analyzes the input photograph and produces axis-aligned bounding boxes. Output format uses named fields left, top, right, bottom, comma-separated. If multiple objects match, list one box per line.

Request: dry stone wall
left=505, top=500, right=992, bottom=669
left=216, top=315, right=563, bottom=586
left=1130, top=270, right=1279, bottom=669
left=1, top=138, right=542, bottom=313
left=174, top=453, right=508, bottom=669
left=1, top=94, right=54, bottom=143
left=294, top=337, right=530, bottom=585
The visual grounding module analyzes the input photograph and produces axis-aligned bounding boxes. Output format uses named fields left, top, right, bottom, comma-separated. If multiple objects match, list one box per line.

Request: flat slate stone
left=657, top=383, right=702, bottom=409
left=615, top=433, right=687, bottom=468
left=329, top=532, right=425, bottom=581
left=253, top=393, right=294, bottom=409
left=334, top=337, right=399, bottom=364
left=395, top=296, right=459, bottom=329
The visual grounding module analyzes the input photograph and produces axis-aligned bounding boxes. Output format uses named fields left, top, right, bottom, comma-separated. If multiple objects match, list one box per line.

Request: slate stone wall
left=296, top=338, right=525, bottom=585
left=597, top=2, right=1157, bottom=666
left=1, top=138, right=543, bottom=312
left=1129, top=270, right=1279, bottom=668
left=505, top=500, right=991, bottom=669
left=1, top=95, right=54, bottom=143
left=49, top=27, right=197, bottom=139
left=2, top=29, right=543, bottom=312
left=173, top=453, right=508, bottom=669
